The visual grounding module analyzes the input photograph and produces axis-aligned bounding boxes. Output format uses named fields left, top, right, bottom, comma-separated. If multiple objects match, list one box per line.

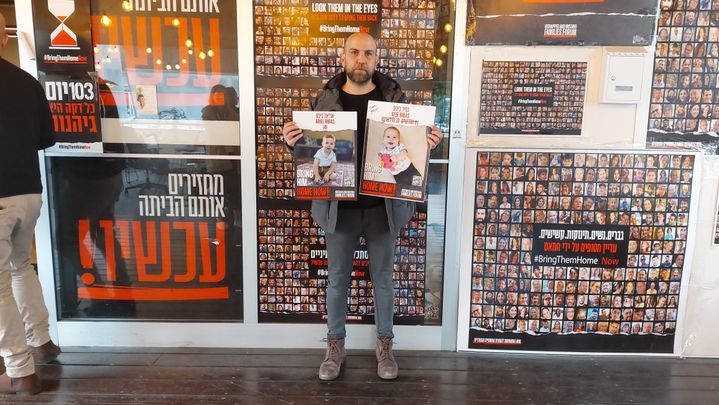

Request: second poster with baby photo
left=360, top=101, right=435, bottom=202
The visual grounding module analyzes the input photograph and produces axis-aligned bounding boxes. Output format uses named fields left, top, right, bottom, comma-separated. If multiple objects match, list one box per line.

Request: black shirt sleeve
left=35, top=80, right=56, bottom=150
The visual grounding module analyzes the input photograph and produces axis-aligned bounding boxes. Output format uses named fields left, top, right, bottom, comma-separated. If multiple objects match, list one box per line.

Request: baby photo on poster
left=360, top=101, right=435, bottom=201
left=292, top=111, right=357, bottom=200
left=133, top=85, right=158, bottom=116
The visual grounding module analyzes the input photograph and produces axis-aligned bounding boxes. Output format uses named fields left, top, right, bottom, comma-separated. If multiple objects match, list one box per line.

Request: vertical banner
left=647, top=1, right=719, bottom=154
left=32, top=0, right=95, bottom=74
left=466, top=0, right=659, bottom=46
left=463, top=150, right=697, bottom=353
left=479, top=61, right=587, bottom=136
left=47, top=156, right=243, bottom=320
left=33, top=0, right=103, bottom=152
left=254, top=0, right=448, bottom=325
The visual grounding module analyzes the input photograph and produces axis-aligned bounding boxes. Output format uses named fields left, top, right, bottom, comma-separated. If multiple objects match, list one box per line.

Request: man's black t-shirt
left=339, top=86, right=385, bottom=209
left=0, top=58, right=56, bottom=198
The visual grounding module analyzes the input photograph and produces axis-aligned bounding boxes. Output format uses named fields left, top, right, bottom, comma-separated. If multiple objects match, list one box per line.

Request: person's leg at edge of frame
left=320, top=208, right=362, bottom=381
left=364, top=205, right=399, bottom=380
left=0, top=195, right=42, bottom=395
left=10, top=194, right=60, bottom=364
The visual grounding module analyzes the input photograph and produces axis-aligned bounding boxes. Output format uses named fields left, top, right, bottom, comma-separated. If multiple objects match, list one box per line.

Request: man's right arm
left=284, top=89, right=322, bottom=150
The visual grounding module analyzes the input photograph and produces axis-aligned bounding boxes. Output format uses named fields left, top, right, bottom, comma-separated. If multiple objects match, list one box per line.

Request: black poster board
left=480, top=61, right=587, bottom=136
left=40, top=73, right=102, bottom=147
left=47, top=156, right=243, bottom=321
left=32, top=0, right=95, bottom=74
left=464, top=150, right=697, bottom=353
left=466, top=0, right=659, bottom=46
left=91, top=0, right=240, bottom=154
left=33, top=1, right=102, bottom=149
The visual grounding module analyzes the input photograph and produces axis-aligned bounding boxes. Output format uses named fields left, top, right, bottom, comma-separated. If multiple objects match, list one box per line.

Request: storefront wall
left=13, top=0, right=719, bottom=356
left=16, top=0, right=459, bottom=350
left=454, top=0, right=719, bottom=357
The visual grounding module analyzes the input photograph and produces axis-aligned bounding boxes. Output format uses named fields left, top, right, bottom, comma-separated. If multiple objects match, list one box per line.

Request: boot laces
left=324, top=339, right=342, bottom=362
left=378, top=338, right=393, bottom=361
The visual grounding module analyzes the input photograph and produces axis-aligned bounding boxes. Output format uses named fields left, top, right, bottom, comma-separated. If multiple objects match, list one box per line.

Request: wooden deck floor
left=4, top=347, right=719, bottom=404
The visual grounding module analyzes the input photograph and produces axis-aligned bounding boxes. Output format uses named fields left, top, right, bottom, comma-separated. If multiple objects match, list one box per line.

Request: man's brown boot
left=376, top=337, right=398, bottom=380
left=0, top=372, right=42, bottom=395
left=32, top=341, right=61, bottom=364
left=318, top=338, right=345, bottom=381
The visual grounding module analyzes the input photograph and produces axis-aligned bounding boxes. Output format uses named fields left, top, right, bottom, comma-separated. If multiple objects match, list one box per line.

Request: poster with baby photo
left=133, top=85, right=158, bottom=116
left=292, top=111, right=357, bottom=200
left=360, top=101, right=435, bottom=201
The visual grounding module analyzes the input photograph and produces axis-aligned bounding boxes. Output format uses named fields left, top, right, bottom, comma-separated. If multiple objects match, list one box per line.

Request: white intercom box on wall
left=600, top=49, right=647, bottom=104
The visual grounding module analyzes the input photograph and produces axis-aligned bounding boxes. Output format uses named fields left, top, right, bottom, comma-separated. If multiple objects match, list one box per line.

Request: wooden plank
left=1, top=349, right=717, bottom=404
left=53, top=352, right=161, bottom=366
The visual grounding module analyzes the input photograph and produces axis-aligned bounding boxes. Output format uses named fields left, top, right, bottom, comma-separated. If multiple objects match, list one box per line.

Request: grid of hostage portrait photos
left=253, top=0, right=438, bottom=80
left=470, top=151, right=695, bottom=337
left=257, top=87, right=316, bottom=199
left=480, top=61, right=587, bottom=135
left=258, top=209, right=428, bottom=321
left=254, top=0, right=344, bottom=78
left=379, top=0, right=438, bottom=80
left=649, top=0, right=719, bottom=150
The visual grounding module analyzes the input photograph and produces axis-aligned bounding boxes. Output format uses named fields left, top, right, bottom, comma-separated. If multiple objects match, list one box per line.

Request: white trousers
left=0, top=194, right=51, bottom=378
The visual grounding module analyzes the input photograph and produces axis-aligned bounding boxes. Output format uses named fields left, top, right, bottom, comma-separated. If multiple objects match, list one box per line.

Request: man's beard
left=347, top=67, right=372, bottom=84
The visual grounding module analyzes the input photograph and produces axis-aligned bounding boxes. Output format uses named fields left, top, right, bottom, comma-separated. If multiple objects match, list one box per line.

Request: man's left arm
left=35, top=81, right=56, bottom=150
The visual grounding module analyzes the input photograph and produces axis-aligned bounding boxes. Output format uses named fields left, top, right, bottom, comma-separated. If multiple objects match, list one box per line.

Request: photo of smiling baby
left=377, top=126, right=423, bottom=186
left=360, top=101, right=435, bottom=202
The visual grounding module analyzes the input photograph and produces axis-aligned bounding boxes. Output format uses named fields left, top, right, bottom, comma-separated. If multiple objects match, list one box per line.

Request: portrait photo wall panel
left=457, top=148, right=702, bottom=354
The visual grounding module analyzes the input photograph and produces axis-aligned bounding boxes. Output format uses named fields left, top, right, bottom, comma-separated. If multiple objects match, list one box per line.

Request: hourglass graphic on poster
left=49, top=0, right=79, bottom=49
